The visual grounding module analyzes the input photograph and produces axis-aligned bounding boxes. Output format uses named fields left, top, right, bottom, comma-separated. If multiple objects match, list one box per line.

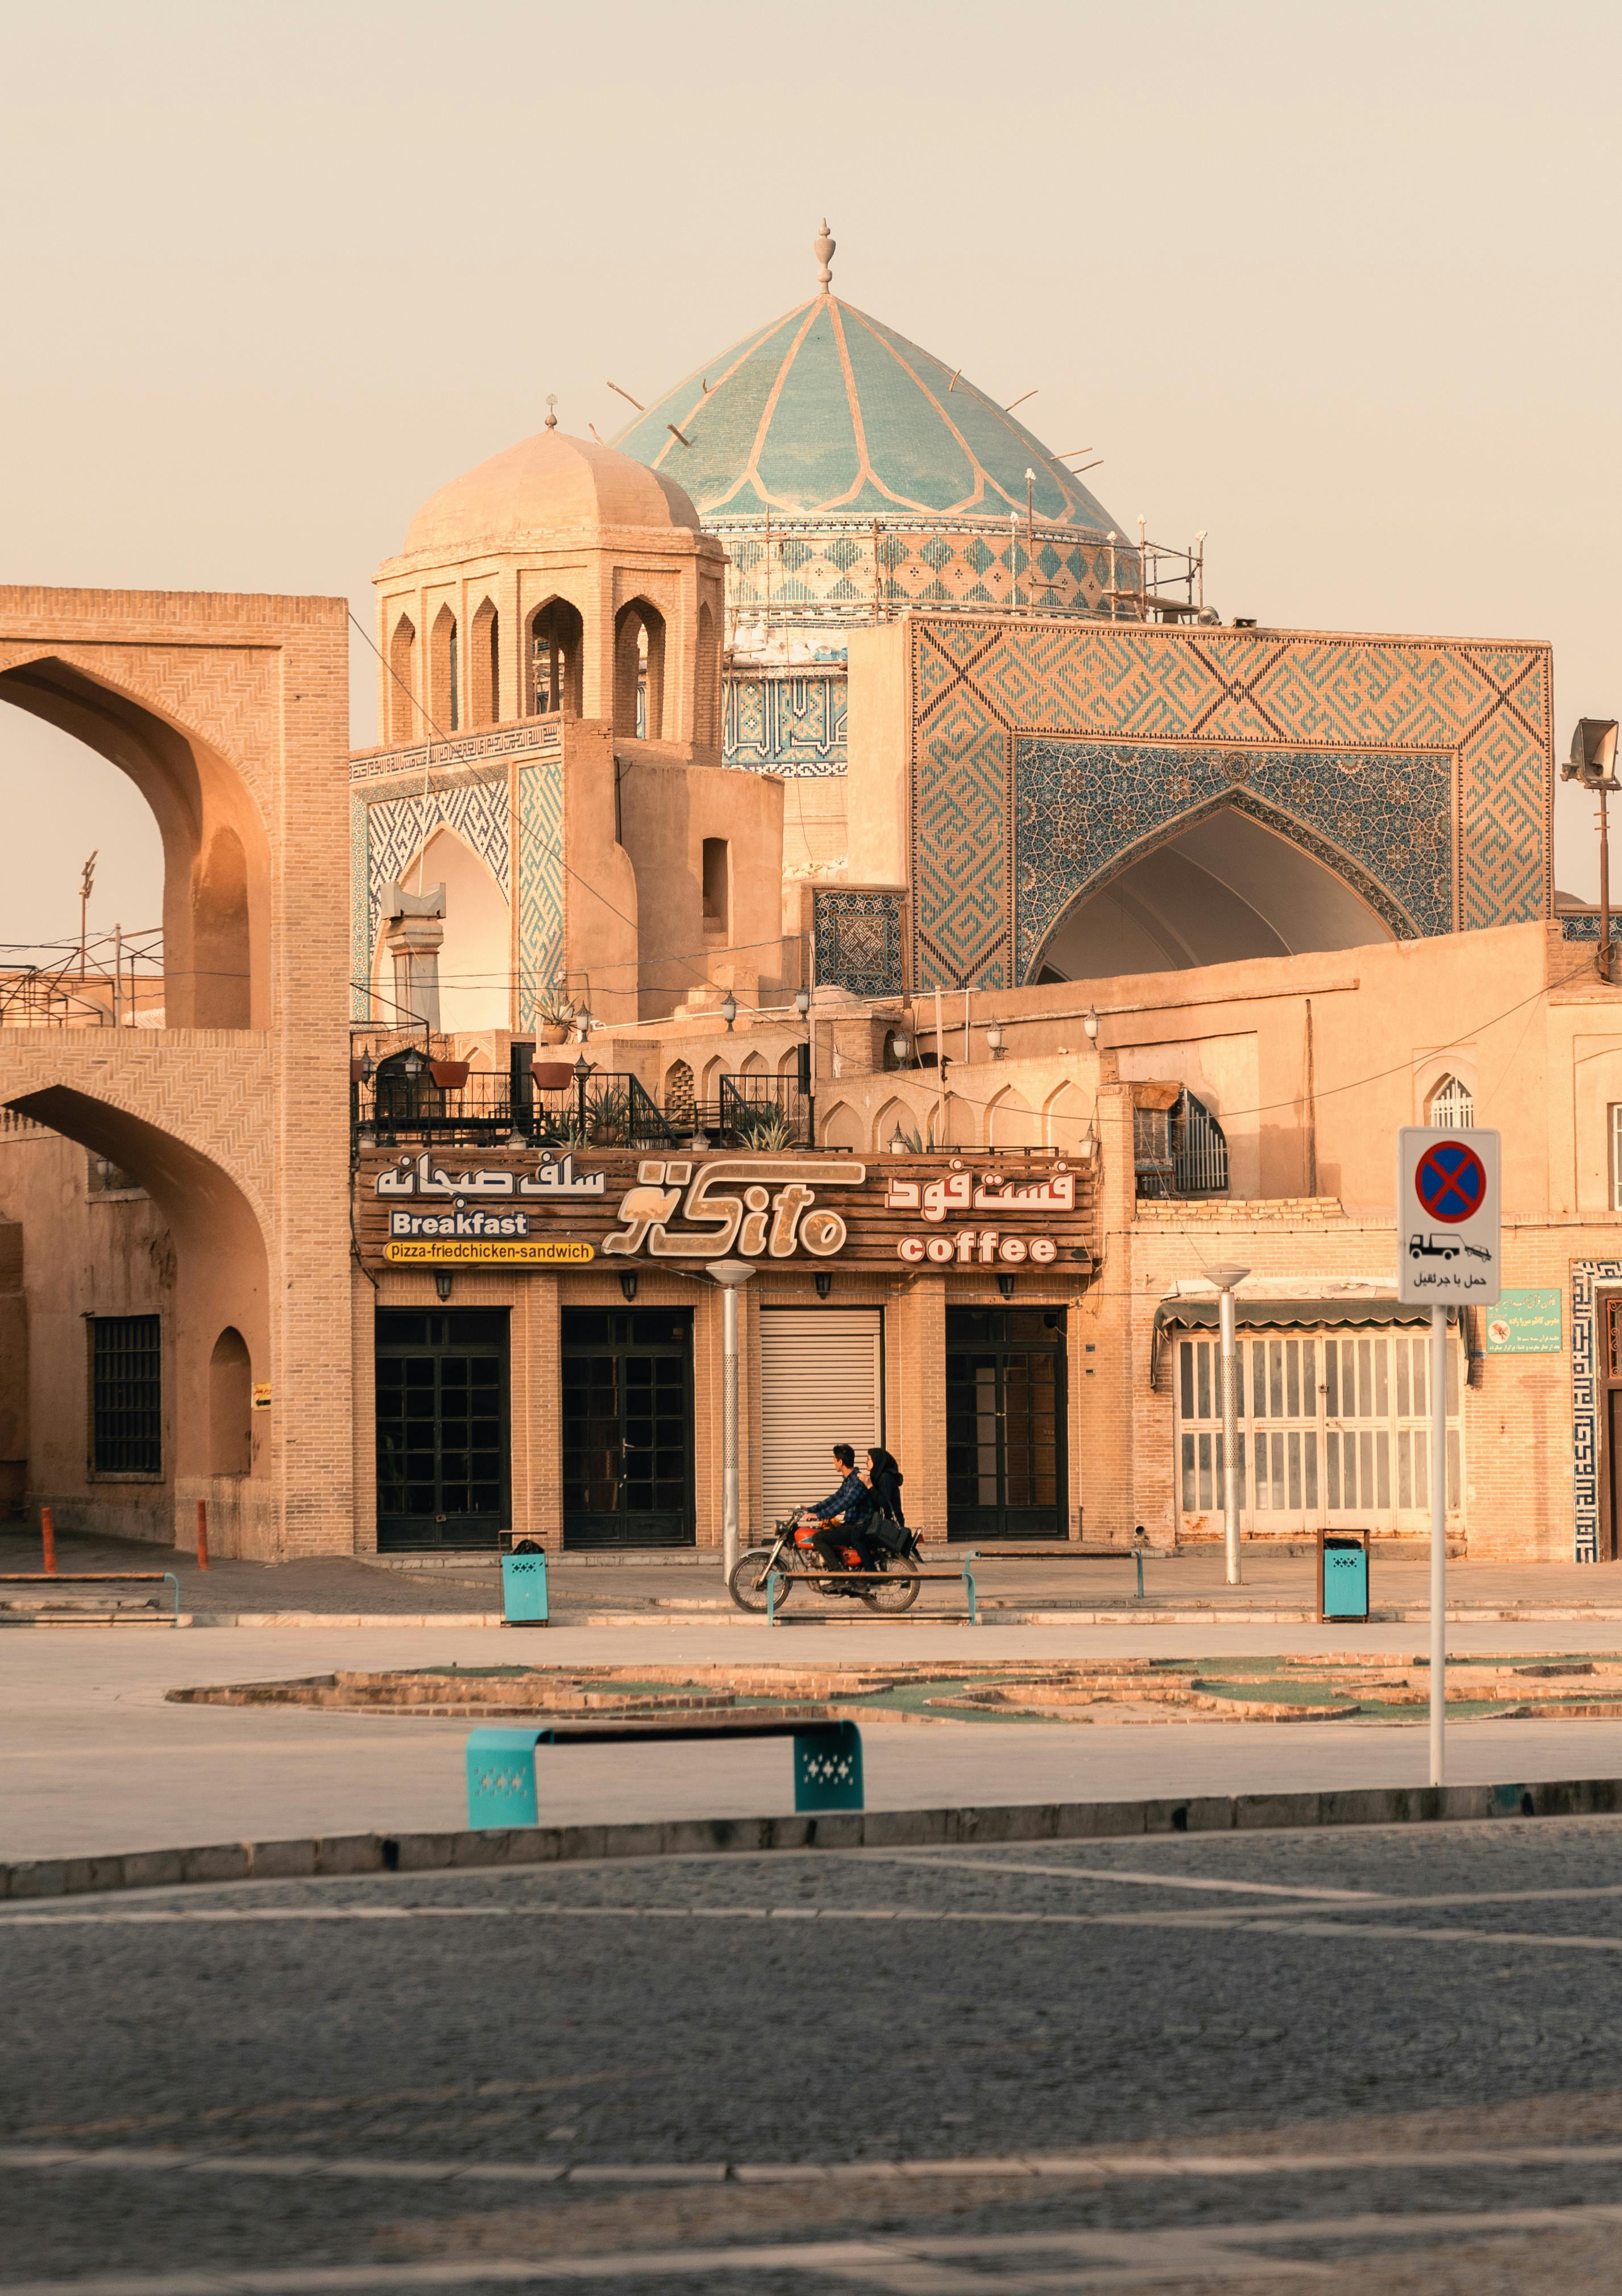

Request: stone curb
left=5, top=1775, right=1620, bottom=1904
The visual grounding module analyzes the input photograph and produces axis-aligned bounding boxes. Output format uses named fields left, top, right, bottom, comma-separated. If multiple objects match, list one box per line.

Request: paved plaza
left=10, top=1818, right=1622, bottom=2290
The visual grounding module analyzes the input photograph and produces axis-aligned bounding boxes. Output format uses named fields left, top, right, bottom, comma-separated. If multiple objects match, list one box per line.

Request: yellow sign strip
left=384, top=1240, right=596, bottom=1265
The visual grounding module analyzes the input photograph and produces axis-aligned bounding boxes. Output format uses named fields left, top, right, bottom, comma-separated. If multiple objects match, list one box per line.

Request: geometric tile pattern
left=362, top=769, right=511, bottom=946
left=349, top=719, right=562, bottom=784
left=724, top=669, right=848, bottom=777
left=716, top=522, right=1131, bottom=628
left=909, top=618, right=1552, bottom=990
left=1561, top=914, right=1602, bottom=943
left=813, top=890, right=905, bottom=998
left=1014, top=738, right=1453, bottom=979
left=1570, top=1262, right=1618, bottom=1564
left=516, top=763, right=564, bottom=1031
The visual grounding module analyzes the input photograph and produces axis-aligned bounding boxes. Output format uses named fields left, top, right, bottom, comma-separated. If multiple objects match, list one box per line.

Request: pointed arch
left=819, top=1099, right=864, bottom=1151
left=209, top=1326, right=252, bottom=1476
left=528, top=596, right=583, bottom=717
left=388, top=615, right=417, bottom=745
left=470, top=597, right=499, bottom=728
left=695, top=600, right=720, bottom=746
left=382, top=823, right=511, bottom=1032
left=615, top=599, right=666, bottom=738
left=663, top=1059, right=695, bottom=1127
left=1043, top=1079, right=1090, bottom=1153
left=1427, top=1072, right=1475, bottom=1127
left=431, top=605, right=459, bottom=733
left=0, top=654, right=268, bottom=1028
left=986, top=1086, right=1038, bottom=1147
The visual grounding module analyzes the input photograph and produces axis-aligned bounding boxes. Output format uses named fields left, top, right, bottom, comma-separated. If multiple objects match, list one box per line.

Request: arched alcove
left=382, top=825, right=510, bottom=1032
left=614, top=600, right=666, bottom=739
left=987, top=1087, right=1038, bottom=1147
left=388, top=616, right=417, bottom=744
left=695, top=601, right=719, bottom=745
left=663, top=1060, right=695, bottom=1126
left=1428, top=1073, right=1475, bottom=1127
left=209, top=1326, right=252, bottom=1476
left=1032, top=806, right=1398, bottom=982
left=529, top=598, right=583, bottom=717
left=1043, top=1080, right=1090, bottom=1154
left=470, top=598, right=499, bottom=727
left=819, top=1101, right=864, bottom=1151
left=0, top=656, right=269, bottom=1028
left=431, top=606, right=459, bottom=733
left=3, top=1085, right=269, bottom=1490
left=740, top=1050, right=768, bottom=1078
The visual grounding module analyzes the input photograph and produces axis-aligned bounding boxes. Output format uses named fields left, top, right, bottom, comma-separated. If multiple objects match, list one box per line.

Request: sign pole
left=1429, top=1301, right=1447, bottom=1786
left=1398, top=1124, right=1497, bottom=1791
left=707, top=1260, right=755, bottom=1585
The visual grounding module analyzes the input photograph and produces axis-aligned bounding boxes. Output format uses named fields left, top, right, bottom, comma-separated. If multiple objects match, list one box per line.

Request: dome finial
left=544, top=393, right=558, bottom=431
left=812, top=218, right=835, bottom=293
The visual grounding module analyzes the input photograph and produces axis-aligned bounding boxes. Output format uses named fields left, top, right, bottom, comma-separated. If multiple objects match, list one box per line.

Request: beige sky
left=2, top=0, right=1616, bottom=950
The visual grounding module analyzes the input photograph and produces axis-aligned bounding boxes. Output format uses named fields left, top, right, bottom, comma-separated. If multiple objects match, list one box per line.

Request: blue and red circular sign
left=1414, top=1139, right=1486, bottom=1224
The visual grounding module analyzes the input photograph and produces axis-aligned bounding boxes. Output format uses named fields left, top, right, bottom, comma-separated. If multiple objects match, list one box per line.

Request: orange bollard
left=41, top=1504, right=55, bottom=1577
left=196, top=1498, right=210, bottom=1572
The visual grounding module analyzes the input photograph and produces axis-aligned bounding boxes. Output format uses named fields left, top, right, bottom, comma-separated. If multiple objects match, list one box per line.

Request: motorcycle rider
left=804, top=1443, right=877, bottom=1580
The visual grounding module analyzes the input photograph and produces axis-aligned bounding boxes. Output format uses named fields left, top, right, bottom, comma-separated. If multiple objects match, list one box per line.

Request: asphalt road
left=10, top=1818, right=1622, bottom=2290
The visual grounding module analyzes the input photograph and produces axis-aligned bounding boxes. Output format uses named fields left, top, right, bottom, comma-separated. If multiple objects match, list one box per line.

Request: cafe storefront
left=351, top=1145, right=1098, bottom=1551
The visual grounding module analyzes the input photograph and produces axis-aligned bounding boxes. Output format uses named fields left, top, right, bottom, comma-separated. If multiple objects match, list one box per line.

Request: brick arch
left=0, top=648, right=272, bottom=1028
left=0, top=585, right=352, bottom=1562
left=4, top=1083, right=272, bottom=1492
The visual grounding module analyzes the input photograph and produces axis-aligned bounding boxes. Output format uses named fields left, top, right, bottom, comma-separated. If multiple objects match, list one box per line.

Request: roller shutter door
left=759, top=1308, right=883, bottom=1525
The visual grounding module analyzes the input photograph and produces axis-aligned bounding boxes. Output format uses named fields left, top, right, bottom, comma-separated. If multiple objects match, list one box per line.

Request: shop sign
left=358, top=1148, right=1093, bottom=1271
left=251, top=1383, right=272, bottom=1410
left=886, top=1160, right=1072, bottom=1267
left=1483, top=1288, right=1562, bottom=1354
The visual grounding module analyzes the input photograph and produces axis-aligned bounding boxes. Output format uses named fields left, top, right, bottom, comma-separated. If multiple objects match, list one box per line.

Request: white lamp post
left=1206, top=1264, right=1250, bottom=1586
left=707, top=1259, right=755, bottom=1582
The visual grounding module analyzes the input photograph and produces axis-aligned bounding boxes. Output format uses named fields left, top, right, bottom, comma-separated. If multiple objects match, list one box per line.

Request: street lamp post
left=1207, top=1264, right=1250, bottom=1586
left=707, top=1259, right=755, bottom=1584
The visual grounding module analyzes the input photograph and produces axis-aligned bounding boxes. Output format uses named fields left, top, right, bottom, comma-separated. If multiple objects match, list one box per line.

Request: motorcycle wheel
left=862, top=1554, right=920, bottom=1612
left=728, top=1548, right=791, bottom=1615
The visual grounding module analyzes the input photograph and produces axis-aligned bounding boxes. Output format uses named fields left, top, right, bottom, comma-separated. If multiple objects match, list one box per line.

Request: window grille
left=1169, top=1089, right=1229, bottom=1195
left=1428, top=1074, right=1474, bottom=1127
left=91, top=1314, right=161, bottom=1475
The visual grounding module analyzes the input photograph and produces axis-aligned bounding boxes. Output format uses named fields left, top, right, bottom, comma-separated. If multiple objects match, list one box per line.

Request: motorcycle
left=727, top=1510, right=921, bottom=1614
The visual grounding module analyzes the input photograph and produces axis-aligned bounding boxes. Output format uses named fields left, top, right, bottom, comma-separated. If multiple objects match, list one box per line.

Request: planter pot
left=540, top=1024, right=570, bottom=1045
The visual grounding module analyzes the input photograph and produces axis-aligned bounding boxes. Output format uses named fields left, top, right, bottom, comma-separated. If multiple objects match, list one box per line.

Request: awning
left=1154, top=1294, right=1446, bottom=1337
left=1150, top=1294, right=1462, bottom=1392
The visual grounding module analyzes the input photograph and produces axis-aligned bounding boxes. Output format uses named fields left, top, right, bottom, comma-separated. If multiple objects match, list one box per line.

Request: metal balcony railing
left=353, top=1069, right=678, bottom=1150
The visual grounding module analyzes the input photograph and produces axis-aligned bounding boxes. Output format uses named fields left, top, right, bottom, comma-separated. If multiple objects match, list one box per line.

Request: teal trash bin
left=501, top=1543, right=549, bottom=1626
left=1320, top=1533, right=1368, bottom=1622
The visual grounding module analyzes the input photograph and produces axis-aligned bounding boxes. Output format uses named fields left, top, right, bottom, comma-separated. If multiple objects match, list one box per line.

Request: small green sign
left=1483, top=1288, right=1562, bottom=1354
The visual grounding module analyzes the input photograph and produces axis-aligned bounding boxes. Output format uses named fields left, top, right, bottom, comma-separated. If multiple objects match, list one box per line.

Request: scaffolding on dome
left=0, top=926, right=164, bottom=1029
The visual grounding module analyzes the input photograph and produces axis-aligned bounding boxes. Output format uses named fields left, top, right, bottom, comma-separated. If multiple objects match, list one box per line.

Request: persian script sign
left=356, top=1150, right=1096, bottom=1271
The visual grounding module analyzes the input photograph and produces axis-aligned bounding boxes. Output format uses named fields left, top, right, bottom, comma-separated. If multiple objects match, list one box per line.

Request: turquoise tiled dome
left=612, top=290, right=1122, bottom=534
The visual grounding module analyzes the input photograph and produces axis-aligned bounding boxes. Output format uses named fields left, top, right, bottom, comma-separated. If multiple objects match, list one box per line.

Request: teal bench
left=466, top=1718, right=864, bottom=1828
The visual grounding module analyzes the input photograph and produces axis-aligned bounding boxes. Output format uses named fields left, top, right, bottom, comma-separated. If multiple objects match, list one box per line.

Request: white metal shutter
left=759, top=1308, right=883, bottom=1526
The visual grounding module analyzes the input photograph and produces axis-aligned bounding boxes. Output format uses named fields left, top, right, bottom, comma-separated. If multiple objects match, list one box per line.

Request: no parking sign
left=1397, top=1127, right=1501, bottom=1306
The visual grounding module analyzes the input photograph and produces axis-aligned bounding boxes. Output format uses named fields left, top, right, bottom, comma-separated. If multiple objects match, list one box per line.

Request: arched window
left=614, top=600, right=666, bottom=739
left=431, top=606, right=459, bottom=732
left=388, top=616, right=417, bottom=745
left=1428, top=1074, right=1474, bottom=1127
left=529, top=599, right=583, bottom=716
left=470, top=597, right=499, bottom=727
left=695, top=600, right=720, bottom=746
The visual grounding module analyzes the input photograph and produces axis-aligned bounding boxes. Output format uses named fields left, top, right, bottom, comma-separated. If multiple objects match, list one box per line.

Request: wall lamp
left=721, top=991, right=737, bottom=1032
left=1083, top=1005, right=1100, bottom=1044
left=620, top=1271, right=639, bottom=1303
left=986, top=1024, right=1005, bottom=1061
left=434, top=1271, right=454, bottom=1302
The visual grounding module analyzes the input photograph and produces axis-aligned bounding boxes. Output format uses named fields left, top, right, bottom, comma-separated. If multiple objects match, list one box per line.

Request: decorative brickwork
left=909, top=618, right=1552, bottom=990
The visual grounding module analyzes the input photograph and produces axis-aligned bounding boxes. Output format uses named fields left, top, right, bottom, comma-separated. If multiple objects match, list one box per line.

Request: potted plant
left=534, top=985, right=576, bottom=1047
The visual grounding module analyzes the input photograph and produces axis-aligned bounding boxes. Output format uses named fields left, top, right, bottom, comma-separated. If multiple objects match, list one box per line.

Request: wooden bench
left=466, top=1719, right=864, bottom=1827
